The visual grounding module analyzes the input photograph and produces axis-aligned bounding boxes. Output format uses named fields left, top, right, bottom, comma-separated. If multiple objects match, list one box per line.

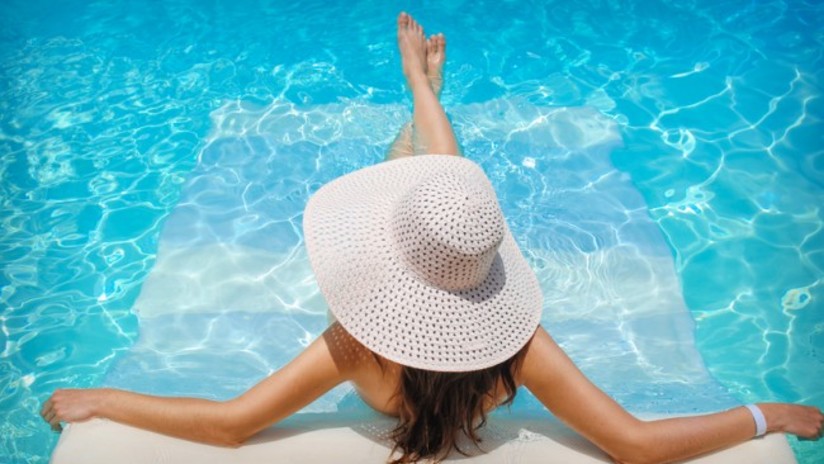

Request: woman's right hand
left=760, top=403, right=824, bottom=439
left=41, top=388, right=108, bottom=432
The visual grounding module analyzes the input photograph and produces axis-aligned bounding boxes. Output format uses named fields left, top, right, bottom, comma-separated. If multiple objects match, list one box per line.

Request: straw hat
left=304, top=155, right=543, bottom=372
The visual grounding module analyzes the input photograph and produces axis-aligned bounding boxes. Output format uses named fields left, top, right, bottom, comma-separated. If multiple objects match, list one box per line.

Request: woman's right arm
left=41, top=324, right=352, bottom=446
left=521, top=325, right=823, bottom=464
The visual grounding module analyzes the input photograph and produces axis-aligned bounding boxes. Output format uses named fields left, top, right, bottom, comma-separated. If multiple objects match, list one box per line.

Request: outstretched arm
left=41, top=324, right=349, bottom=446
left=521, top=326, right=823, bottom=464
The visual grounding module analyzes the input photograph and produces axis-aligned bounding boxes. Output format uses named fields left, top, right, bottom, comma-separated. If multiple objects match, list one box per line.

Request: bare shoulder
left=323, top=322, right=402, bottom=415
left=519, top=325, right=603, bottom=399
left=519, top=325, right=563, bottom=381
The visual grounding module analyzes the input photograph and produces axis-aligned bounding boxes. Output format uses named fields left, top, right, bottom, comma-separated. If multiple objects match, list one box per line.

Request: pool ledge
left=50, top=415, right=797, bottom=463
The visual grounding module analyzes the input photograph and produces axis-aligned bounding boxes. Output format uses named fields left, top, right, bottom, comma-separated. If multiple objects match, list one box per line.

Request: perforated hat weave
left=304, top=155, right=543, bottom=372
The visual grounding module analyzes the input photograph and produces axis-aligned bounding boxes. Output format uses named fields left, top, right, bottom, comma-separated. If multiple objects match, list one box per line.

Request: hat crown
left=392, top=172, right=505, bottom=292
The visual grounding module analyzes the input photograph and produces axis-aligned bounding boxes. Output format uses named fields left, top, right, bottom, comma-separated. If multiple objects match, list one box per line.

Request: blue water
left=1, top=0, right=822, bottom=463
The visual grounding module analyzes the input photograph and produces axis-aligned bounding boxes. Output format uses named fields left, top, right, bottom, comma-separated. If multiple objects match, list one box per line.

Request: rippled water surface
left=1, top=0, right=822, bottom=462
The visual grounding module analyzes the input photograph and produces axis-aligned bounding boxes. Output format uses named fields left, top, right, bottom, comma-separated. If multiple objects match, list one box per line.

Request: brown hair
left=385, top=352, right=523, bottom=463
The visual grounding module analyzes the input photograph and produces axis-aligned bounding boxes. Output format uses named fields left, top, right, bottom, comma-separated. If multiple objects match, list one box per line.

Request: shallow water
left=104, top=100, right=737, bottom=418
left=1, top=0, right=822, bottom=462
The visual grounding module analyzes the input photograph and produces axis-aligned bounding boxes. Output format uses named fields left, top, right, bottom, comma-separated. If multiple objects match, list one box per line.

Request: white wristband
left=745, top=404, right=767, bottom=437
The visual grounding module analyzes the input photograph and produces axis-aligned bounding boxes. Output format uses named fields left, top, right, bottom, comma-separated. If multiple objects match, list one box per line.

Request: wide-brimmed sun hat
left=304, top=155, right=543, bottom=372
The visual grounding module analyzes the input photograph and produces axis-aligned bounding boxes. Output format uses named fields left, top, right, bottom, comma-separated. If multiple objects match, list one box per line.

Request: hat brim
left=304, top=155, right=543, bottom=372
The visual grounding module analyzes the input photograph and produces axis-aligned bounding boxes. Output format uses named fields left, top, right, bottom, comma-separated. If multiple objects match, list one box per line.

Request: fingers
left=40, top=394, right=63, bottom=432
left=807, top=406, right=824, bottom=440
left=797, top=405, right=823, bottom=439
left=785, top=404, right=824, bottom=440
left=40, top=396, right=52, bottom=416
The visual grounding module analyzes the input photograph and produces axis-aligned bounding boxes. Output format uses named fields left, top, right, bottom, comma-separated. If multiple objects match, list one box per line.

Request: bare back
left=323, top=322, right=519, bottom=417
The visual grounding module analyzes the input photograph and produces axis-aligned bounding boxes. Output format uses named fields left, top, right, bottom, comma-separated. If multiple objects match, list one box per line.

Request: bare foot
left=397, top=12, right=428, bottom=89
left=427, top=33, right=446, bottom=95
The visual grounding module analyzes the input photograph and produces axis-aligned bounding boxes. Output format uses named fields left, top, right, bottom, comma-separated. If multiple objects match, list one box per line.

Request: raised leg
left=386, top=13, right=459, bottom=160
left=385, top=122, right=415, bottom=161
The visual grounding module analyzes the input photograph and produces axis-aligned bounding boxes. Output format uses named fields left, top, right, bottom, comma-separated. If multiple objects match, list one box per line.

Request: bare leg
left=385, top=33, right=447, bottom=161
left=387, top=13, right=459, bottom=159
left=412, top=33, right=447, bottom=155
left=426, top=34, right=445, bottom=97
left=385, top=123, right=415, bottom=161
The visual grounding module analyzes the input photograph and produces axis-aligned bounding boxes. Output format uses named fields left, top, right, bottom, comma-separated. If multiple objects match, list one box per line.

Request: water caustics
left=104, top=97, right=738, bottom=416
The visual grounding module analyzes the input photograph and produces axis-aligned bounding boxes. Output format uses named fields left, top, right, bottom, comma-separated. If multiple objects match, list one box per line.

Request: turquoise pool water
left=1, top=0, right=822, bottom=462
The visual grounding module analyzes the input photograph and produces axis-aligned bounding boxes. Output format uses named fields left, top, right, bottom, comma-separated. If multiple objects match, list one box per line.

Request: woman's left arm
left=41, top=325, right=349, bottom=446
left=521, top=325, right=823, bottom=464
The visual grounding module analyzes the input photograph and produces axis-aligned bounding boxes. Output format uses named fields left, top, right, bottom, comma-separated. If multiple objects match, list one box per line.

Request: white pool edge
left=51, top=415, right=797, bottom=464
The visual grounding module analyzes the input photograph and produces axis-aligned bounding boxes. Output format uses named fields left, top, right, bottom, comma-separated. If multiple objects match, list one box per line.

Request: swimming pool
left=1, top=0, right=821, bottom=462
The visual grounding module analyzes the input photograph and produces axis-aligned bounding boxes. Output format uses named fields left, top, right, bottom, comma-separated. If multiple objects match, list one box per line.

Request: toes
left=426, top=34, right=446, bottom=62
left=398, top=12, right=424, bottom=37
left=408, top=15, right=423, bottom=36
left=434, top=33, right=444, bottom=51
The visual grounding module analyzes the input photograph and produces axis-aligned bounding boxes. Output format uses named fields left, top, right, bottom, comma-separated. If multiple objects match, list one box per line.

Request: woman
left=42, top=12, right=822, bottom=464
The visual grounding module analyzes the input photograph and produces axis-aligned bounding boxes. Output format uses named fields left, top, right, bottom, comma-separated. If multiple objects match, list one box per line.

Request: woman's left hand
left=760, top=403, right=824, bottom=439
left=41, top=389, right=107, bottom=432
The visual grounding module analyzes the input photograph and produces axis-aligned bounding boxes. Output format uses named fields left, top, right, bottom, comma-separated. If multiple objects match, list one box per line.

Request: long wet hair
left=384, top=351, right=523, bottom=464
